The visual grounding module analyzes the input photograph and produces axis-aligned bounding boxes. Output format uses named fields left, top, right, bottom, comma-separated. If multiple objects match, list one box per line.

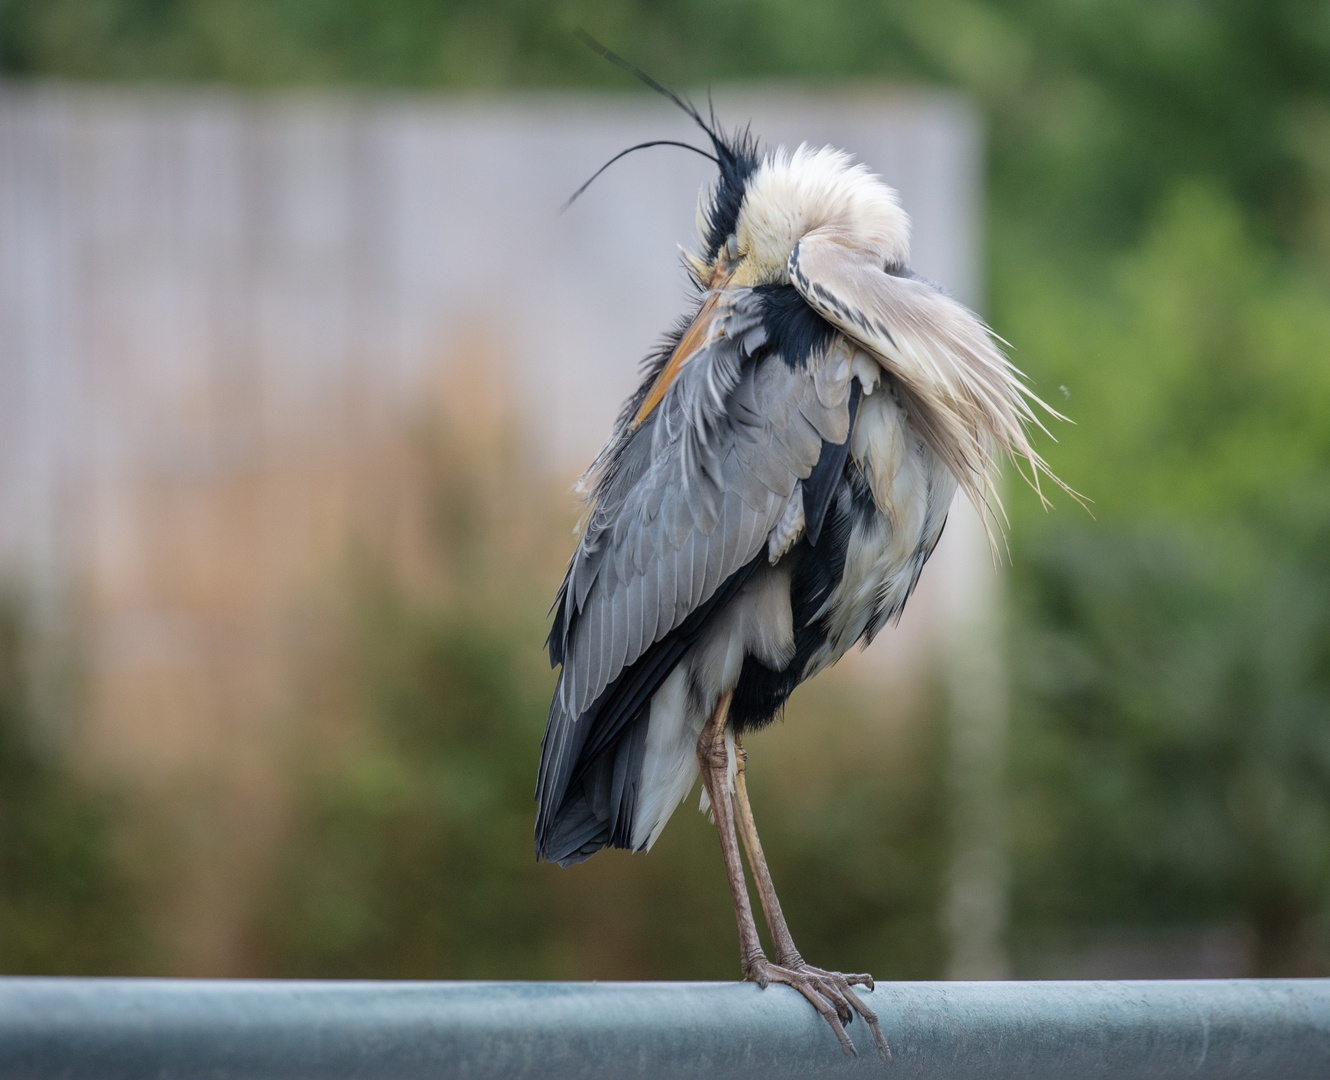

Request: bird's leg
left=730, top=734, right=891, bottom=1062
left=730, top=737, right=801, bottom=964
left=697, top=698, right=862, bottom=1059
left=695, top=691, right=766, bottom=974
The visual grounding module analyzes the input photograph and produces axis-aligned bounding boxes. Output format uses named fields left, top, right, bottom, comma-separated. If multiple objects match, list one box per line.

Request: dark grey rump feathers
left=537, top=559, right=762, bottom=864
left=536, top=288, right=857, bottom=865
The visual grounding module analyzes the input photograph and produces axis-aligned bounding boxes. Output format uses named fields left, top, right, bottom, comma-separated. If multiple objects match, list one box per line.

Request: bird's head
left=568, top=37, right=1079, bottom=524
left=565, top=38, right=909, bottom=294
left=688, top=141, right=912, bottom=291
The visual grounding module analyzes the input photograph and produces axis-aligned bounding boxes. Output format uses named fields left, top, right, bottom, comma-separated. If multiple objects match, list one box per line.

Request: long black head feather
left=561, top=140, right=719, bottom=212
left=574, top=32, right=761, bottom=260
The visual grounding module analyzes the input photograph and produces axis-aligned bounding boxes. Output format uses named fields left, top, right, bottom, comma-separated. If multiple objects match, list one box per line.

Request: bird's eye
left=725, top=234, right=740, bottom=262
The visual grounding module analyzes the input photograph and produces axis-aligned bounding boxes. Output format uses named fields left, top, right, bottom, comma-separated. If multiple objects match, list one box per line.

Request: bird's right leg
left=696, top=694, right=858, bottom=1057
left=731, top=736, right=890, bottom=1060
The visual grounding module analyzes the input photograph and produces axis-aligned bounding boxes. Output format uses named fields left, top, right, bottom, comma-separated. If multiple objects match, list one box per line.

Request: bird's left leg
left=731, top=735, right=891, bottom=1061
left=696, top=692, right=766, bottom=975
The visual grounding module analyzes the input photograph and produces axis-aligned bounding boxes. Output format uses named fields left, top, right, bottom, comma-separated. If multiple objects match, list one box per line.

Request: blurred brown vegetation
left=251, top=398, right=948, bottom=981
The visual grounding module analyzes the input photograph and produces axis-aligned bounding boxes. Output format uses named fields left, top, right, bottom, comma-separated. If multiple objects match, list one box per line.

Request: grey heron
left=536, top=61, right=1066, bottom=1059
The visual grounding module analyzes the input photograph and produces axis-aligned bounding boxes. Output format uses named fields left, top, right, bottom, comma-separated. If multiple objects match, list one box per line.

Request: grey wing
left=536, top=288, right=854, bottom=858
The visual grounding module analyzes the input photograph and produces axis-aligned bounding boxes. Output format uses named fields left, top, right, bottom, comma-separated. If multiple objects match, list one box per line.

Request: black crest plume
left=565, top=31, right=761, bottom=257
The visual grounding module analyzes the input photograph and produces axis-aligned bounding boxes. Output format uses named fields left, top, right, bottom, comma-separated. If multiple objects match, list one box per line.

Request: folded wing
left=536, top=287, right=855, bottom=861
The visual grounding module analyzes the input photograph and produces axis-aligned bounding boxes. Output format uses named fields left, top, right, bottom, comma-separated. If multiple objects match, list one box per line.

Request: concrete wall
left=0, top=85, right=999, bottom=972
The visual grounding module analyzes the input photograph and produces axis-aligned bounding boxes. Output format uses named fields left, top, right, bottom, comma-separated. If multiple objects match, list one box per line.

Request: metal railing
left=1, top=977, right=1327, bottom=1078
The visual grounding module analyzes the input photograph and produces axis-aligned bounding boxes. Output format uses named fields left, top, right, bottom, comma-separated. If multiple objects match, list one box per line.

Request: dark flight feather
left=537, top=554, right=762, bottom=864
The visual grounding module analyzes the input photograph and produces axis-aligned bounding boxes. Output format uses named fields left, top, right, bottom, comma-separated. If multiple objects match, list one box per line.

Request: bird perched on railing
left=536, top=47, right=1068, bottom=1060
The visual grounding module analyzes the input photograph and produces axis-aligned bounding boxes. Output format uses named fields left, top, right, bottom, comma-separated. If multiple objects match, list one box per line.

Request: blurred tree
left=1001, top=183, right=1330, bottom=528
left=0, top=601, right=145, bottom=974
left=1003, top=185, right=1330, bottom=973
left=1013, top=523, right=1330, bottom=974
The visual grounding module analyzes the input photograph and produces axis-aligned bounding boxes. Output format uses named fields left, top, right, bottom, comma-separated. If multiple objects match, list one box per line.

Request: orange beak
left=633, top=263, right=736, bottom=428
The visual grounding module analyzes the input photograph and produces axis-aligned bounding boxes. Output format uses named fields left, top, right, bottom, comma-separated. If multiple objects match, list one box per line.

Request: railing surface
left=0, top=977, right=1327, bottom=1079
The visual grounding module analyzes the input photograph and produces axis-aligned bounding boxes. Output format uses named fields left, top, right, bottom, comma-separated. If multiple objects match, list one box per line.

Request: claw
left=840, top=981, right=891, bottom=1061
left=744, top=958, right=890, bottom=1061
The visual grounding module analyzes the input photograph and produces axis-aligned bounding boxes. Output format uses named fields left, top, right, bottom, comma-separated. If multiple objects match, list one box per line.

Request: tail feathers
left=533, top=693, right=583, bottom=851
left=541, top=801, right=608, bottom=867
left=535, top=700, right=650, bottom=865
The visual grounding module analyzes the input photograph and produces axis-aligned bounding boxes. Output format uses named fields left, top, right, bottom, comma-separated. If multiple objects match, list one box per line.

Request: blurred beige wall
left=0, top=85, right=994, bottom=972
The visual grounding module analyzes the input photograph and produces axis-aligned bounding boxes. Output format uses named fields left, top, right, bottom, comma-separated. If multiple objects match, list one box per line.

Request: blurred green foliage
left=1001, top=185, right=1330, bottom=971
left=259, top=587, right=565, bottom=977
left=0, top=603, right=144, bottom=973
left=1002, top=185, right=1330, bottom=524
left=1014, top=522, right=1330, bottom=973
left=259, top=576, right=951, bottom=980
left=4, top=0, right=1330, bottom=253
left=4, top=0, right=1330, bottom=975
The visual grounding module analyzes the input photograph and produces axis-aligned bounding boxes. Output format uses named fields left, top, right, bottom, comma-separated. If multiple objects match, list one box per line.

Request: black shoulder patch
left=752, top=283, right=837, bottom=371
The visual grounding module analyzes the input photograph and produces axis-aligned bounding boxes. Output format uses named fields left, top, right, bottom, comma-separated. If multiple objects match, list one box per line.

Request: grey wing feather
left=550, top=288, right=850, bottom=720
left=537, top=286, right=862, bottom=862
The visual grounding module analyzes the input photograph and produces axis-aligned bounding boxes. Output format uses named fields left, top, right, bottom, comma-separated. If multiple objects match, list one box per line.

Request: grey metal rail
left=0, top=977, right=1327, bottom=1079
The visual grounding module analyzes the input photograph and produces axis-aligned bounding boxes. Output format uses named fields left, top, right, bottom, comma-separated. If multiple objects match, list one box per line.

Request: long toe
left=789, top=962, right=891, bottom=1062
left=746, top=958, right=888, bottom=1059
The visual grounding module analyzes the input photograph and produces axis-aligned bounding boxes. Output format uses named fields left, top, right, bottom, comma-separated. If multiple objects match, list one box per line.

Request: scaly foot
left=744, top=957, right=891, bottom=1060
